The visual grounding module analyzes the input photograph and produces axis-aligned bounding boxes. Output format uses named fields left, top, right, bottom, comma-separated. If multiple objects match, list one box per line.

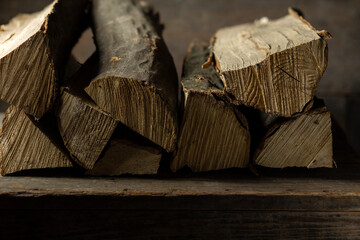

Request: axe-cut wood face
left=0, top=0, right=88, bottom=119
left=208, top=9, right=330, bottom=117
left=0, top=106, right=73, bottom=176
left=55, top=54, right=118, bottom=170
left=171, top=40, right=250, bottom=172
left=254, top=104, right=334, bottom=169
left=85, top=0, right=179, bottom=152
left=55, top=90, right=118, bottom=170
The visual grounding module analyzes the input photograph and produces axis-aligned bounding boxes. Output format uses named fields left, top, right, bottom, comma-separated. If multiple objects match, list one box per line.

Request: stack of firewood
left=0, top=0, right=334, bottom=176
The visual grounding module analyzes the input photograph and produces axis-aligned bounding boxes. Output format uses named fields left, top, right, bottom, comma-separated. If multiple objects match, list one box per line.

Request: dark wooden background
left=0, top=0, right=359, bottom=152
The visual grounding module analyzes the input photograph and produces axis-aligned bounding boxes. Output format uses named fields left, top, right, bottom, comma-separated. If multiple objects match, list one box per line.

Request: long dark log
left=85, top=0, right=179, bottom=152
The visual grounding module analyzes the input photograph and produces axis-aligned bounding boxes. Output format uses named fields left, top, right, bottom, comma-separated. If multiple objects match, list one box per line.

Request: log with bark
left=87, top=125, right=163, bottom=176
left=0, top=0, right=89, bottom=119
left=55, top=90, right=118, bottom=170
left=171, top=40, right=250, bottom=172
left=55, top=53, right=118, bottom=170
left=204, top=8, right=331, bottom=117
left=85, top=0, right=179, bottom=152
left=254, top=99, right=334, bottom=168
left=0, top=106, right=73, bottom=175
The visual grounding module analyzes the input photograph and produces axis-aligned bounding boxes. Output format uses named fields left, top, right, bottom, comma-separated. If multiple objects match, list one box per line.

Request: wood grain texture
left=0, top=0, right=88, bottom=119
left=1, top=176, right=360, bottom=239
left=0, top=106, right=73, bottom=175
left=254, top=104, right=334, bottom=168
left=171, top=40, right=250, bottom=172
left=208, top=9, right=329, bottom=117
left=87, top=126, right=162, bottom=176
left=55, top=90, right=118, bottom=170
left=85, top=0, right=179, bottom=152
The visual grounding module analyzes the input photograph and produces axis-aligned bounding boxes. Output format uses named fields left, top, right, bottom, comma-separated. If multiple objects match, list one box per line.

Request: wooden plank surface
left=1, top=176, right=360, bottom=239
left=0, top=176, right=360, bottom=210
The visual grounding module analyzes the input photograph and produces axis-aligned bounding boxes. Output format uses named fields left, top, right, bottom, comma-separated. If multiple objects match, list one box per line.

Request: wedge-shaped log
left=87, top=126, right=162, bottom=176
left=55, top=54, right=117, bottom=169
left=85, top=0, right=179, bottom=152
left=254, top=102, right=334, bottom=168
left=55, top=90, right=118, bottom=169
left=0, top=0, right=88, bottom=119
left=171, top=40, right=250, bottom=172
left=0, top=106, right=73, bottom=175
left=206, top=9, right=331, bottom=117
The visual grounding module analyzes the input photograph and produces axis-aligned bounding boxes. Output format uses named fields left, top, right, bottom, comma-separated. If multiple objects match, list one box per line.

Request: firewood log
left=171, top=40, right=250, bottom=172
left=0, top=0, right=89, bottom=119
left=85, top=0, right=179, bottom=152
left=205, top=8, right=331, bottom=117
left=0, top=106, right=73, bottom=175
left=87, top=125, right=163, bottom=176
left=254, top=100, right=334, bottom=168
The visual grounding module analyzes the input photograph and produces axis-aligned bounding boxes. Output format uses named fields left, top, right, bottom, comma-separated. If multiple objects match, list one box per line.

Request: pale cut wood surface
left=55, top=90, right=118, bottom=170
left=208, top=9, right=330, bottom=117
left=171, top=40, right=250, bottom=172
left=87, top=129, right=162, bottom=176
left=254, top=105, right=334, bottom=168
left=0, top=106, right=73, bottom=175
left=85, top=0, right=179, bottom=152
left=0, top=0, right=88, bottom=119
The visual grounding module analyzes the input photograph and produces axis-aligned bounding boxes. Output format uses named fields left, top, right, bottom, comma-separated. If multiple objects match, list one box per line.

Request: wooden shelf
left=1, top=165, right=360, bottom=239
left=0, top=122, right=359, bottom=239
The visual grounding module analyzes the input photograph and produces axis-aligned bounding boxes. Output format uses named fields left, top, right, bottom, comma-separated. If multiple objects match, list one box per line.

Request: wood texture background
left=0, top=0, right=359, bottom=147
left=1, top=176, right=360, bottom=239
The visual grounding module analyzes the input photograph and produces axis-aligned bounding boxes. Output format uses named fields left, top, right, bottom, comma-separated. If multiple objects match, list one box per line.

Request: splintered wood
left=0, top=0, right=88, bottom=119
left=85, top=0, right=179, bottom=152
left=254, top=104, right=334, bottom=168
left=206, top=9, right=331, bottom=117
left=0, top=106, right=73, bottom=175
left=171, top=40, right=250, bottom=172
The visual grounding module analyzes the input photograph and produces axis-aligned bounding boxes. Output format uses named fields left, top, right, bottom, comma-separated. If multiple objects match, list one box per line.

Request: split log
left=0, top=106, right=73, bottom=175
left=171, top=40, right=250, bottom=172
left=205, top=8, right=331, bottom=117
left=55, top=54, right=117, bottom=169
left=85, top=0, right=179, bottom=152
left=254, top=100, right=334, bottom=168
left=87, top=125, right=163, bottom=176
left=55, top=90, right=118, bottom=170
left=0, top=0, right=88, bottom=119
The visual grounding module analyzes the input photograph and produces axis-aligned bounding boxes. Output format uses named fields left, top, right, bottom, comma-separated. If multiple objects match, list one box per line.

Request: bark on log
left=85, top=0, right=179, bottom=152
left=206, top=8, right=331, bottom=117
left=55, top=54, right=117, bottom=169
left=254, top=100, right=334, bottom=168
left=171, top=40, right=250, bottom=172
left=87, top=125, right=163, bottom=176
left=0, top=0, right=88, bottom=119
left=0, top=106, right=73, bottom=175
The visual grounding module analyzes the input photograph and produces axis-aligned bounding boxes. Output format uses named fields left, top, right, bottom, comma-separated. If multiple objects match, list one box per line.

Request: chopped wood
left=85, top=0, right=179, bottom=152
left=171, top=40, right=250, bottom=172
left=254, top=101, right=334, bottom=168
left=87, top=126, right=163, bottom=176
left=55, top=54, right=117, bottom=169
left=206, top=8, right=330, bottom=117
left=0, top=106, right=73, bottom=175
left=55, top=90, right=118, bottom=170
left=0, top=0, right=88, bottom=119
